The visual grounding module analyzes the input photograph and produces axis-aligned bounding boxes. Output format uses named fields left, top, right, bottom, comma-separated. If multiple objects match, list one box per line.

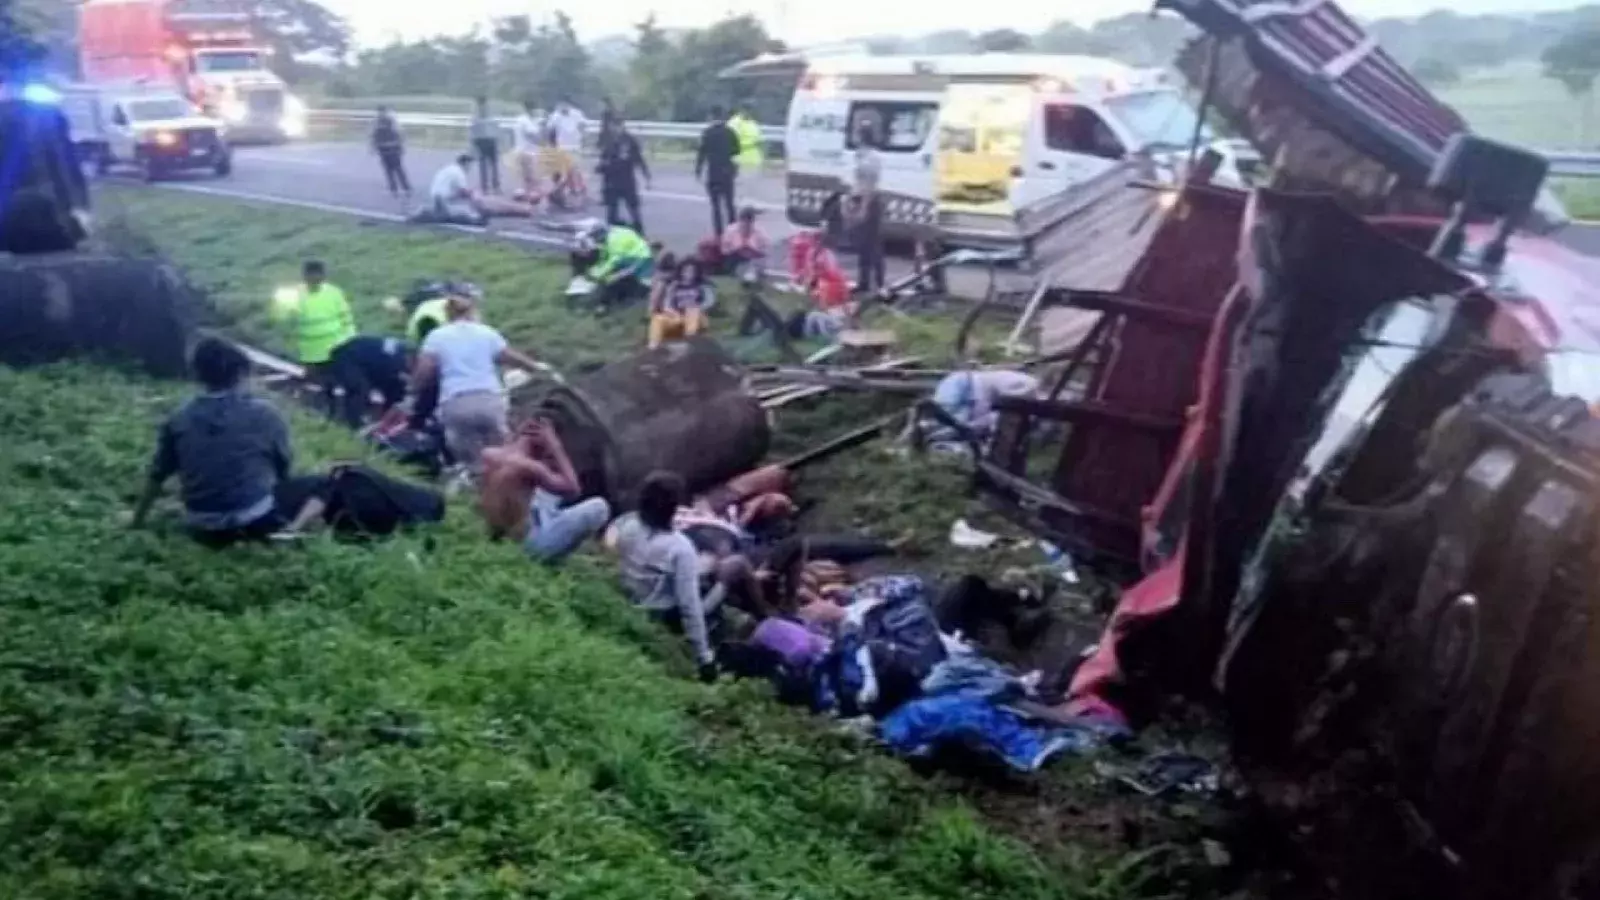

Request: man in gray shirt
left=469, top=95, right=501, bottom=194
left=609, top=471, right=721, bottom=681
left=130, top=338, right=309, bottom=546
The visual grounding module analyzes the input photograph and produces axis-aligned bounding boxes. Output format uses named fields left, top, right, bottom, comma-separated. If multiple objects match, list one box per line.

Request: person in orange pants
left=648, top=256, right=713, bottom=348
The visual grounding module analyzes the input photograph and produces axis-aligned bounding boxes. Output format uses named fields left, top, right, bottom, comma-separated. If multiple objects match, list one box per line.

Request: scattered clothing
left=880, top=693, right=1126, bottom=773
left=751, top=617, right=830, bottom=669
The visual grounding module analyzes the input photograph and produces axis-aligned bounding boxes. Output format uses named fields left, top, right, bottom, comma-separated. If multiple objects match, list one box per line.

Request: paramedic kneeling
left=480, top=419, right=612, bottom=563
left=577, top=222, right=654, bottom=312
left=128, top=338, right=326, bottom=546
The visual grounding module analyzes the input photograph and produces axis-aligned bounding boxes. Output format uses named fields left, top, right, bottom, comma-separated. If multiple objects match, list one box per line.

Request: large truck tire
left=0, top=251, right=199, bottom=378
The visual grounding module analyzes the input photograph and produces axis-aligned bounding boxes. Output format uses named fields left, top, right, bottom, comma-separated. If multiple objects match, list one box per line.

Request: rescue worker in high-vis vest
left=577, top=222, right=655, bottom=313
left=729, top=107, right=764, bottom=173
left=407, top=295, right=449, bottom=347
left=270, top=259, right=358, bottom=423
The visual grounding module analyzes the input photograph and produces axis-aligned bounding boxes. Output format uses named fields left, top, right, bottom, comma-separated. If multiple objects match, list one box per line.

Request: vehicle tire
left=214, top=153, right=232, bottom=177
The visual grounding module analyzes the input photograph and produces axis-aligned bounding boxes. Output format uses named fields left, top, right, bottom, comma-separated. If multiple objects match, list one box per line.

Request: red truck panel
left=79, top=0, right=175, bottom=85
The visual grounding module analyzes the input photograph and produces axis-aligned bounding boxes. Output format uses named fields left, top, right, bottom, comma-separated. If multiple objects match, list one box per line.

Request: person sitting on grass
left=480, top=418, right=612, bottom=564
left=719, top=205, right=770, bottom=277
left=787, top=230, right=857, bottom=340
left=128, top=337, right=327, bottom=546
left=608, top=471, right=729, bottom=682
left=648, top=257, right=715, bottom=349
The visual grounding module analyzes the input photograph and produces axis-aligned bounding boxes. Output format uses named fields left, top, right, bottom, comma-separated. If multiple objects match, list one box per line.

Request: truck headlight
left=152, top=131, right=178, bottom=147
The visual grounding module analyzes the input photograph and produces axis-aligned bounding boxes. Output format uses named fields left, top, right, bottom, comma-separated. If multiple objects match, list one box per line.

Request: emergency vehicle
left=723, top=51, right=1260, bottom=248
left=78, top=0, right=306, bottom=143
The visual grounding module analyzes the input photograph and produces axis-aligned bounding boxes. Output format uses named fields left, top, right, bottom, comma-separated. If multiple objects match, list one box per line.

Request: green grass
left=95, top=185, right=1027, bottom=567
left=0, top=185, right=1228, bottom=898
left=0, top=362, right=1158, bottom=899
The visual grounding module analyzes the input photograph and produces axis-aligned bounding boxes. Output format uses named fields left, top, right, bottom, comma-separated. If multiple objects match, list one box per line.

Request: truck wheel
left=214, top=153, right=232, bottom=177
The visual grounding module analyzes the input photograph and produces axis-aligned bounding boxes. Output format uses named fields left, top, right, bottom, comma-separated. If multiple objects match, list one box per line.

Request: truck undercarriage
left=940, top=0, right=1600, bottom=895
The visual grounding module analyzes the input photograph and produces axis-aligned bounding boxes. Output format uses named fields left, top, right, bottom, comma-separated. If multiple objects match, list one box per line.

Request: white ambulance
left=723, top=51, right=1257, bottom=248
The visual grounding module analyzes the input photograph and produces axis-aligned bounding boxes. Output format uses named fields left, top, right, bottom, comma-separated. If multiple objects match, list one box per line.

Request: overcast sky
left=333, top=0, right=1591, bottom=49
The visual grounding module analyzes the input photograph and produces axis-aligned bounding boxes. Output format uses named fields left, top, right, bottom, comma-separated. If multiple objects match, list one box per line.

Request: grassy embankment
left=0, top=186, right=1234, bottom=898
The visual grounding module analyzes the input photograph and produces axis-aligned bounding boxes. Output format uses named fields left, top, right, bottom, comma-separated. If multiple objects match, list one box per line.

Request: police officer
left=0, top=77, right=90, bottom=254
left=598, top=118, right=651, bottom=234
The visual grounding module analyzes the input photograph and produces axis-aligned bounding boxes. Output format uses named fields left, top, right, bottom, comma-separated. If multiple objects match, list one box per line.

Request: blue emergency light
left=19, top=83, right=61, bottom=105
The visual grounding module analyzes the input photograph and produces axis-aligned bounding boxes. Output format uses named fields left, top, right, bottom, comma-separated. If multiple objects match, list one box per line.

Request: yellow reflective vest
left=406, top=297, right=449, bottom=347
left=730, top=114, right=764, bottom=169
left=285, top=283, right=357, bottom=364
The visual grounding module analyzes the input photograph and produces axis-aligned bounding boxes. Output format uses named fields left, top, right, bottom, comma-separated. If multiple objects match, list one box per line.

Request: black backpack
left=280, top=466, right=445, bottom=539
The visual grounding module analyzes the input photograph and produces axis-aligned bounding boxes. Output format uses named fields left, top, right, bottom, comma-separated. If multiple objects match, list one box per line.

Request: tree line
left=10, top=0, right=1600, bottom=126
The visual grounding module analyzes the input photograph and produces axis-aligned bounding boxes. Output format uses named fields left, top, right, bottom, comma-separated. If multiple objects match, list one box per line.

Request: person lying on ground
left=928, top=368, right=1044, bottom=443
left=425, top=153, right=536, bottom=227
left=609, top=471, right=729, bottom=681
left=409, top=294, right=543, bottom=482
left=719, top=206, right=769, bottom=276
left=128, top=337, right=327, bottom=546
left=572, top=222, right=655, bottom=313
left=648, top=257, right=715, bottom=349
left=325, top=334, right=410, bottom=429
left=480, top=419, right=612, bottom=563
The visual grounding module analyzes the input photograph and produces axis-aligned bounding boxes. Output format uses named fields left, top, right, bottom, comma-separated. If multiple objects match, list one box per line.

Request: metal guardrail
left=310, top=108, right=1600, bottom=178
left=309, top=109, right=786, bottom=146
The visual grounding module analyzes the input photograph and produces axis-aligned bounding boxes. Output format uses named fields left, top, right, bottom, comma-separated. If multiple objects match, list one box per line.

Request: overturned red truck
left=961, top=0, right=1600, bottom=896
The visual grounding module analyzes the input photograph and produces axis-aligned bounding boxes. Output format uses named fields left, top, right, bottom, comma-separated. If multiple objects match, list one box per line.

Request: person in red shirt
left=787, top=230, right=855, bottom=339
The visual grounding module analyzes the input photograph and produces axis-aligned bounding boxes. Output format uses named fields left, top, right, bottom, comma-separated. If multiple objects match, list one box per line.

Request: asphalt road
left=143, top=141, right=794, bottom=258
left=132, top=141, right=1600, bottom=273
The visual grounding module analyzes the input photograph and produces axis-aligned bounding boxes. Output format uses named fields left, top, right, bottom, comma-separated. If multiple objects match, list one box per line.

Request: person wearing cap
left=268, top=259, right=359, bottom=422
left=578, top=222, right=654, bottom=313
left=719, top=205, right=769, bottom=276
left=410, top=293, right=544, bottom=482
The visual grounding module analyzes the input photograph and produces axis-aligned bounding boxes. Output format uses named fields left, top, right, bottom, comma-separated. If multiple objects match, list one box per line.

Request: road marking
left=153, top=182, right=571, bottom=248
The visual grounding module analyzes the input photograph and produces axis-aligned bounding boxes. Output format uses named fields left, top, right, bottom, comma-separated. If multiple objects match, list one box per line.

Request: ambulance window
left=846, top=102, right=936, bottom=152
left=1043, top=104, right=1126, bottom=161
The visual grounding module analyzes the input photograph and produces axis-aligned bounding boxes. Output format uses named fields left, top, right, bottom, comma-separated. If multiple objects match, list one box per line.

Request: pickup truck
left=62, top=85, right=232, bottom=181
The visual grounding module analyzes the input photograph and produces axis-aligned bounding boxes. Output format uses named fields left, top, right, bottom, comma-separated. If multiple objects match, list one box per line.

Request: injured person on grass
left=128, top=337, right=336, bottom=546
left=479, top=418, right=612, bottom=563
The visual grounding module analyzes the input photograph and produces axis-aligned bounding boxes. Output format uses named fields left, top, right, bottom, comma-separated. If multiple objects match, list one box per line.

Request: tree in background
left=620, top=14, right=784, bottom=122
left=1414, top=57, right=1462, bottom=87
left=1542, top=23, right=1600, bottom=143
left=975, top=29, right=1032, bottom=53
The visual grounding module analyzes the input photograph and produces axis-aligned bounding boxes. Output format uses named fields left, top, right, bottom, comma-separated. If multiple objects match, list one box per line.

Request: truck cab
left=78, top=0, right=306, bottom=143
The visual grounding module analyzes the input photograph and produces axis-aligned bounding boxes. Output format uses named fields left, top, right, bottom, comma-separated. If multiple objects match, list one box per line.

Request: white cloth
left=512, top=113, right=544, bottom=153
left=429, top=163, right=471, bottom=204
left=420, top=321, right=509, bottom=404
left=853, top=147, right=882, bottom=191
left=550, top=109, right=584, bottom=152
left=933, top=370, right=1040, bottom=431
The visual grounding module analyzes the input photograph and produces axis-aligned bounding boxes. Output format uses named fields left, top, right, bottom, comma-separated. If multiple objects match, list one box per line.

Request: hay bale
left=0, top=251, right=197, bottom=378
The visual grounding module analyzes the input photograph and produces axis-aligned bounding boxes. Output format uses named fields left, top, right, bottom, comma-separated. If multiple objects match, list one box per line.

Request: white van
left=724, top=52, right=1257, bottom=248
